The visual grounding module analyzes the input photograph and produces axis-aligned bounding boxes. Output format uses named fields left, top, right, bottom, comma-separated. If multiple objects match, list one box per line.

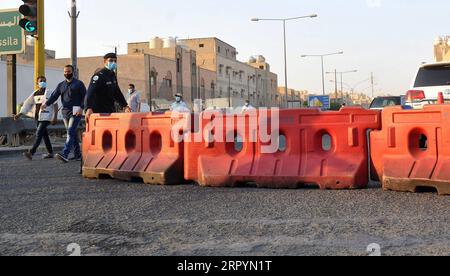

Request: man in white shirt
left=127, top=84, right=141, bottom=113
left=170, top=93, right=190, bottom=113
left=241, top=100, right=256, bottom=112
left=13, top=76, right=58, bottom=160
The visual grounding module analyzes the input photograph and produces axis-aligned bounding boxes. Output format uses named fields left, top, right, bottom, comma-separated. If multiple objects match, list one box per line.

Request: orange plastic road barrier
left=82, top=112, right=185, bottom=185
left=371, top=105, right=450, bottom=195
left=184, top=111, right=259, bottom=188
left=185, top=107, right=381, bottom=189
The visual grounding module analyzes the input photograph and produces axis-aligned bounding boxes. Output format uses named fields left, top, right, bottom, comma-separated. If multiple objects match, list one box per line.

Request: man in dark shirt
left=43, top=65, right=87, bottom=163
left=85, top=53, right=131, bottom=119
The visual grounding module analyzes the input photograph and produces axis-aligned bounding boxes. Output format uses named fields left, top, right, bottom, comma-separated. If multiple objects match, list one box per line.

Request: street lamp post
left=247, top=75, right=253, bottom=103
left=68, top=0, right=80, bottom=78
left=251, top=14, right=318, bottom=108
left=227, top=66, right=234, bottom=108
left=301, top=51, right=344, bottom=96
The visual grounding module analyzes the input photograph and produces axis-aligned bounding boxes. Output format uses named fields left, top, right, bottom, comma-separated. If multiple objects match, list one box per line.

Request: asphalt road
left=0, top=153, right=448, bottom=256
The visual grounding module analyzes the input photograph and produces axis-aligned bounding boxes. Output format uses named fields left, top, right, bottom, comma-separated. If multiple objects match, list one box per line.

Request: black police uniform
left=85, top=67, right=128, bottom=113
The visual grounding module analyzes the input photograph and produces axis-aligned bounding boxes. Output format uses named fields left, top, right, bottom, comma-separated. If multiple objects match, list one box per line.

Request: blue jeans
left=62, top=116, right=82, bottom=158
left=30, top=121, right=53, bottom=155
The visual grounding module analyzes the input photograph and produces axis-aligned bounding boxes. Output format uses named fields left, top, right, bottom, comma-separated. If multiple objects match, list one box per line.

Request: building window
left=164, top=71, right=173, bottom=88
left=192, top=63, right=197, bottom=76
left=211, top=82, right=216, bottom=98
left=176, top=57, right=181, bottom=73
left=218, top=46, right=221, bottom=53
left=199, top=44, right=204, bottom=48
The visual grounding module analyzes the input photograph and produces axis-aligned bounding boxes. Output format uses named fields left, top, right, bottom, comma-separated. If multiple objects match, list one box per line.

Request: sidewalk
left=0, top=143, right=65, bottom=157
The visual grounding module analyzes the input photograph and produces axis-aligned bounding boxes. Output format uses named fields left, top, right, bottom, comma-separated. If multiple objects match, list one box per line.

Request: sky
left=1, top=0, right=449, bottom=96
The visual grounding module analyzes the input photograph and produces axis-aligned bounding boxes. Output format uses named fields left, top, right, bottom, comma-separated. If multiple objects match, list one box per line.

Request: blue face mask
left=175, top=97, right=181, bottom=102
left=38, top=82, right=47, bottom=89
left=106, top=62, right=117, bottom=71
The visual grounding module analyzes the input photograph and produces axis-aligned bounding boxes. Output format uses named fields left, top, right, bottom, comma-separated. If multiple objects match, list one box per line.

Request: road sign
left=308, top=95, right=331, bottom=110
left=0, top=9, right=25, bottom=55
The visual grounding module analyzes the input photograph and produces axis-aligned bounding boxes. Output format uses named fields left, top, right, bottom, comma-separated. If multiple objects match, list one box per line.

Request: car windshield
left=370, top=97, right=401, bottom=108
left=414, top=65, right=450, bottom=87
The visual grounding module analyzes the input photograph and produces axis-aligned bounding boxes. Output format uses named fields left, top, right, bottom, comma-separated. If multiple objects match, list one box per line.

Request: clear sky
left=1, top=0, right=448, bottom=96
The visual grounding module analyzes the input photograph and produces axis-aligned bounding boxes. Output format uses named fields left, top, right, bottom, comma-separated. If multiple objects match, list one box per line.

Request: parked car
left=369, top=96, right=404, bottom=110
left=405, top=61, right=450, bottom=109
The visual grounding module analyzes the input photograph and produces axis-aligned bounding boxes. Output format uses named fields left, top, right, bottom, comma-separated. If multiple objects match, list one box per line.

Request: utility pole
left=247, top=76, right=251, bottom=103
left=334, top=69, right=338, bottom=102
left=6, top=55, right=17, bottom=116
left=34, top=0, right=45, bottom=90
left=228, top=68, right=232, bottom=108
left=371, top=72, right=375, bottom=98
left=68, top=0, right=80, bottom=78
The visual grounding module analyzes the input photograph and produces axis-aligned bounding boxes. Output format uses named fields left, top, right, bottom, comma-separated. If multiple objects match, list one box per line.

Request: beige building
left=434, top=36, right=450, bottom=62
left=180, top=38, right=279, bottom=108
left=277, top=87, right=309, bottom=107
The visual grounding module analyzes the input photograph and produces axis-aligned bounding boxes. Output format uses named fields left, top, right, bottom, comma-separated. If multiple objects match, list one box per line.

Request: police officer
left=85, top=53, right=131, bottom=119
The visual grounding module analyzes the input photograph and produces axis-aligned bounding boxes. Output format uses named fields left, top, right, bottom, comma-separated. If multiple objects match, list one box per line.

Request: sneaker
left=42, top=153, right=54, bottom=159
left=55, top=153, right=69, bottom=163
left=69, top=155, right=82, bottom=161
left=23, top=152, right=32, bottom=161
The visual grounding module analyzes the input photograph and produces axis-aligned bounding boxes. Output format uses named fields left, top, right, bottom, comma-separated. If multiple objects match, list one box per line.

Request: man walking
left=14, top=76, right=58, bottom=160
left=127, top=84, right=141, bottom=113
left=42, top=65, right=87, bottom=163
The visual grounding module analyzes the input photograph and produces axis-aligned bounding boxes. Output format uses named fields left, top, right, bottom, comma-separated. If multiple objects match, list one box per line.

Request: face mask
left=175, top=97, right=181, bottom=102
left=65, top=74, right=73, bottom=80
left=38, top=82, right=47, bottom=89
left=245, top=103, right=249, bottom=107
left=128, top=89, right=134, bottom=94
left=106, top=62, right=117, bottom=71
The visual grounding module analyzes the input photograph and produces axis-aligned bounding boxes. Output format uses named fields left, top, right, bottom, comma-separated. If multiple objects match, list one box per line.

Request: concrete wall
left=146, top=54, right=177, bottom=104
left=181, top=38, right=218, bottom=71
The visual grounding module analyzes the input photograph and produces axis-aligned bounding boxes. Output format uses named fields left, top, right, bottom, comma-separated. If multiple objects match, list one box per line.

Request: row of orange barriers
left=82, top=107, right=380, bottom=190
left=82, top=106, right=450, bottom=195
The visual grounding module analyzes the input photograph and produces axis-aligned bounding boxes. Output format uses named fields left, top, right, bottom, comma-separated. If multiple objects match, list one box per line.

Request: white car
left=412, top=61, right=450, bottom=98
left=406, top=62, right=450, bottom=108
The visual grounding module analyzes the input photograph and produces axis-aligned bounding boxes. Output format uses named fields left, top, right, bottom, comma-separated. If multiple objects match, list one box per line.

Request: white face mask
left=175, top=97, right=181, bottom=102
left=128, top=89, right=134, bottom=94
